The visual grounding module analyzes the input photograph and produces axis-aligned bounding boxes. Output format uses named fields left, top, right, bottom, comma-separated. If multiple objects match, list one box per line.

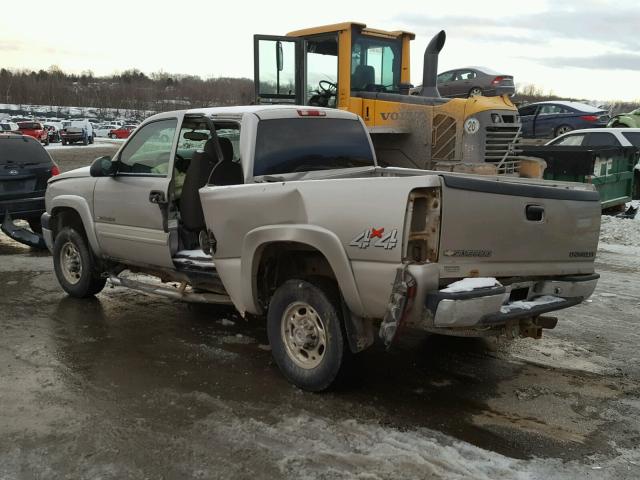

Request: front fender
left=241, top=224, right=365, bottom=317
left=50, top=195, right=101, bottom=255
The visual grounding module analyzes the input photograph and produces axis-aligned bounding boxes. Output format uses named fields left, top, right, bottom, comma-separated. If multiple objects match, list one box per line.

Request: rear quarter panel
left=200, top=175, right=442, bottom=317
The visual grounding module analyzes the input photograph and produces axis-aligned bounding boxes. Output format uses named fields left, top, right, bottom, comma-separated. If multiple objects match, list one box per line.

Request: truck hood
left=48, top=166, right=91, bottom=183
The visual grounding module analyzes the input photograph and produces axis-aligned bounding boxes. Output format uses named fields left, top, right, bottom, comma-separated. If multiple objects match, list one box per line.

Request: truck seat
left=180, top=138, right=219, bottom=231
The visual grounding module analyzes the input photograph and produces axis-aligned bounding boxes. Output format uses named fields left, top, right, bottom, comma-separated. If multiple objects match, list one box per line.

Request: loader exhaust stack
left=420, top=30, right=446, bottom=98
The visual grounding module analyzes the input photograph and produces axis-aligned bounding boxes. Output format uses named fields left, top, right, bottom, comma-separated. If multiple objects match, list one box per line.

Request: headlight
left=464, top=117, right=481, bottom=135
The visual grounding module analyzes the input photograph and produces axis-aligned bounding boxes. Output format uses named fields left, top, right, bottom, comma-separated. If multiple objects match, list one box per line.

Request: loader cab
left=253, top=22, right=412, bottom=112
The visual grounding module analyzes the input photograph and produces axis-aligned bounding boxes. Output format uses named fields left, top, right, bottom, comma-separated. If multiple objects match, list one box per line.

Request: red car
left=109, top=124, right=136, bottom=139
left=17, top=121, right=49, bottom=145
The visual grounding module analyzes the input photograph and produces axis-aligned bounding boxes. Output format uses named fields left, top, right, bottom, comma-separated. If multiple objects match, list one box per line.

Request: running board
left=108, top=276, right=232, bottom=304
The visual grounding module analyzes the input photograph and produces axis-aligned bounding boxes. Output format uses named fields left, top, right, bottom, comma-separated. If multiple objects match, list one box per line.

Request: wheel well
left=51, top=207, right=87, bottom=241
left=255, top=241, right=337, bottom=309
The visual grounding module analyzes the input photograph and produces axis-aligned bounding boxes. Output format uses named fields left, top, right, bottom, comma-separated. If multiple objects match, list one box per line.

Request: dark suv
left=1, top=134, right=59, bottom=247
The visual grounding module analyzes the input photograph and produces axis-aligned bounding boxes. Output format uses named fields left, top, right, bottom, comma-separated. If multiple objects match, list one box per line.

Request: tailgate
left=438, top=175, right=601, bottom=278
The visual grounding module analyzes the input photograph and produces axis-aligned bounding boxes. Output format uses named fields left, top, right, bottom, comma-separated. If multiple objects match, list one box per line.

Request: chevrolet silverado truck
left=42, top=105, right=601, bottom=391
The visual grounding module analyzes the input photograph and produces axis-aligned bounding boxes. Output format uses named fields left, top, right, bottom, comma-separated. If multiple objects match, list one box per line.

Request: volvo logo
left=8, top=169, right=19, bottom=176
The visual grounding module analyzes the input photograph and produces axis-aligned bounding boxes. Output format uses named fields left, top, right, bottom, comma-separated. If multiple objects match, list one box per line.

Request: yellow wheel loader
left=254, top=22, right=542, bottom=177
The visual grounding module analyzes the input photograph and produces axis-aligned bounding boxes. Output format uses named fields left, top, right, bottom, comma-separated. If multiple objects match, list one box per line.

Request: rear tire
left=555, top=125, right=573, bottom=136
left=468, top=87, right=483, bottom=97
left=267, top=278, right=349, bottom=392
left=53, top=227, right=106, bottom=297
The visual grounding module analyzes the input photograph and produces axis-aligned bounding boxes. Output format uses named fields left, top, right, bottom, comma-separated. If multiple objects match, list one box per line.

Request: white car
left=95, top=124, right=120, bottom=137
left=547, top=127, right=640, bottom=197
left=0, top=122, right=20, bottom=133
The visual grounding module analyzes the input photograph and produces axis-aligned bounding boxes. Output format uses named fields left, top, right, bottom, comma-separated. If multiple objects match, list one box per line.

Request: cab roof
left=287, top=22, right=415, bottom=40
left=147, top=105, right=359, bottom=122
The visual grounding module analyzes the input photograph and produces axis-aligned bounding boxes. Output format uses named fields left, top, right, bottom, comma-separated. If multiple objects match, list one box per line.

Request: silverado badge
left=350, top=227, right=398, bottom=250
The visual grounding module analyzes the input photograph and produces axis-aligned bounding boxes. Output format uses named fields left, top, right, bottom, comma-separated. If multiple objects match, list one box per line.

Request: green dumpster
left=521, top=145, right=637, bottom=210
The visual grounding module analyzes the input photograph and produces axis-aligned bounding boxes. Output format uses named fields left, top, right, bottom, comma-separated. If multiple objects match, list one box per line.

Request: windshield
left=254, top=118, right=374, bottom=176
left=351, top=34, right=402, bottom=93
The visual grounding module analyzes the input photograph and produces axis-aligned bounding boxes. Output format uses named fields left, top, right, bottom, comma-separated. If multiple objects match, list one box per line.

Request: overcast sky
left=1, top=0, right=638, bottom=101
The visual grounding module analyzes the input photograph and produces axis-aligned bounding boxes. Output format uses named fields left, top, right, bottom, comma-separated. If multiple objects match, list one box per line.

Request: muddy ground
left=1, top=144, right=639, bottom=479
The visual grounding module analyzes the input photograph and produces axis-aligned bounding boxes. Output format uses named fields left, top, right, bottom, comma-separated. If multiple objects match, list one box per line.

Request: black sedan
left=0, top=134, right=59, bottom=247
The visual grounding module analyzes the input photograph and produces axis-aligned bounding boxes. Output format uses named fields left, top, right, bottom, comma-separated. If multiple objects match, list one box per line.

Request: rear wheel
left=468, top=87, right=483, bottom=97
left=267, top=278, right=349, bottom=392
left=53, top=227, right=106, bottom=297
left=555, top=125, right=573, bottom=136
left=613, top=122, right=628, bottom=128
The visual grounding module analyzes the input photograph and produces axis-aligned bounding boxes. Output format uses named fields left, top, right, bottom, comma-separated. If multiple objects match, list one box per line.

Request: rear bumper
left=380, top=268, right=599, bottom=343
left=0, top=196, right=45, bottom=220
left=425, top=274, right=598, bottom=328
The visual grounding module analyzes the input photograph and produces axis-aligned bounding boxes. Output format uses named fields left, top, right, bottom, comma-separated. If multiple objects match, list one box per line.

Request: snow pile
left=501, top=295, right=564, bottom=313
left=599, top=210, right=640, bottom=247
left=202, top=412, right=633, bottom=480
left=441, top=277, right=500, bottom=293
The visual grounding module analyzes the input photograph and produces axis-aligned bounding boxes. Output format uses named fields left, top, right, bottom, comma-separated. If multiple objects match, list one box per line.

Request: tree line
left=0, top=66, right=637, bottom=118
left=0, top=66, right=255, bottom=116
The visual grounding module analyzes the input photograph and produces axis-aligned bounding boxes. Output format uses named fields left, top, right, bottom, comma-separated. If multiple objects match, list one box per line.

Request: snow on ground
left=44, top=137, right=125, bottom=150
left=202, top=411, right=638, bottom=480
left=599, top=201, right=640, bottom=247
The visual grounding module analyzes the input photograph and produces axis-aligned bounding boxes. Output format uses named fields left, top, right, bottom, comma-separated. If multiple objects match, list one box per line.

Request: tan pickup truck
left=42, top=105, right=601, bottom=391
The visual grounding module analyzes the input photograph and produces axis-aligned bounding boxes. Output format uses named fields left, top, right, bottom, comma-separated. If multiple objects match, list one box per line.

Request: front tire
left=267, top=278, right=348, bottom=392
left=53, top=227, right=106, bottom=297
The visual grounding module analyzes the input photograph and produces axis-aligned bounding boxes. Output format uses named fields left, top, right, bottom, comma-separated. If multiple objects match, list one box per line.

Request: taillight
left=297, top=109, right=326, bottom=117
left=491, top=76, right=505, bottom=85
left=51, top=164, right=60, bottom=176
left=581, top=115, right=598, bottom=122
left=403, top=188, right=441, bottom=263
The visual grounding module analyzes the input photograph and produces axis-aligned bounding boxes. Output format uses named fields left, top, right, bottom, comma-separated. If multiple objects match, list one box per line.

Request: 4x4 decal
left=350, top=227, right=398, bottom=250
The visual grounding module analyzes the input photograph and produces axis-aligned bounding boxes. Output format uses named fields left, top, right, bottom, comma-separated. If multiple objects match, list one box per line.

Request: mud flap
left=1, top=212, right=47, bottom=249
left=379, top=267, right=417, bottom=347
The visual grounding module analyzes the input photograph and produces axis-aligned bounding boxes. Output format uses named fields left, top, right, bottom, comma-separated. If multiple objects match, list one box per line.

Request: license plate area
left=0, top=178, right=36, bottom=194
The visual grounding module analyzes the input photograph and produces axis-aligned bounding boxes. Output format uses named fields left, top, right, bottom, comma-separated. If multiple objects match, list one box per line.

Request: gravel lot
left=1, top=146, right=639, bottom=479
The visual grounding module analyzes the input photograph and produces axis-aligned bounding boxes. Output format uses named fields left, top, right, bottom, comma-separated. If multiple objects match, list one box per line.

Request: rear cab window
left=253, top=117, right=375, bottom=176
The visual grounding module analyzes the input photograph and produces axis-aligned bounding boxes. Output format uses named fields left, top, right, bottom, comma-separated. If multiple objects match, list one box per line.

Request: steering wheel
left=318, top=80, right=337, bottom=94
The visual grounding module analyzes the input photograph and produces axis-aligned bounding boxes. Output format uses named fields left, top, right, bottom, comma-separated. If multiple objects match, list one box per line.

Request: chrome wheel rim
left=60, top=241, right=82, bottom=285
left=469, top=88, right=482, bottom=97
left=281, top=302, right=327, bottom=369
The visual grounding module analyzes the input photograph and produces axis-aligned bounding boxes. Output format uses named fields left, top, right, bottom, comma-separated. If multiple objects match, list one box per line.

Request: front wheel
left=267, top=278, right=349, bottom=392
left=53, top=227, right=106, bottom=297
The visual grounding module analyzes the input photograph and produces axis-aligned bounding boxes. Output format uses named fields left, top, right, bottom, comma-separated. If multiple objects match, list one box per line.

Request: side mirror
left=89, top=156, right=116, bottom=177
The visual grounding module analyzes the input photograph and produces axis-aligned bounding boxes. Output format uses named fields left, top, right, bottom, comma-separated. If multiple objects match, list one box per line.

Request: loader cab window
left=305, top=35, right=338, bottom=108
left=256, top=38, right=298, bottom=103
left=351, top=34, right=401, bottom=93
